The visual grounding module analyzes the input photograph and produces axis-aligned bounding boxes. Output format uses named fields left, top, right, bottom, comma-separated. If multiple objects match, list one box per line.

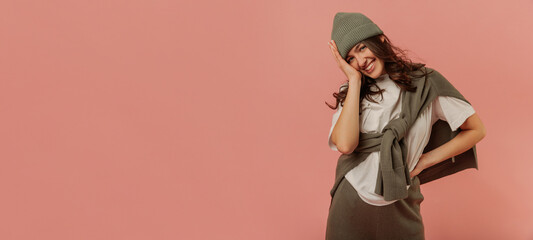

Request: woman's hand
left=410, top=153, right=431, bottom=179
left=328, top=40, right=362, bottom=83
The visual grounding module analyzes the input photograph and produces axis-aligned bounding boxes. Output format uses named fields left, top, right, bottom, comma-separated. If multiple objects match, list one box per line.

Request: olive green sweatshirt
left=329, top=67, right=479, bottom=201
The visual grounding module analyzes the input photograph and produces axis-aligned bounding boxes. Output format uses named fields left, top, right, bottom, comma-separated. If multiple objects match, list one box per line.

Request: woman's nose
left=356, top=57, right=366, bottom=69
left=358, top=61, right=365, bottom=69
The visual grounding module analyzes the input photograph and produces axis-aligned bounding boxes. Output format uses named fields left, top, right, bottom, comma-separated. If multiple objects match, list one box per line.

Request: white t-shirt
left=328, top=73, right=475, bottom=206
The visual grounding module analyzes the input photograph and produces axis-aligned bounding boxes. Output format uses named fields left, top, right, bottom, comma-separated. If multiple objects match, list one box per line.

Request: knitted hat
left=331, top=12, right=383, bottom=60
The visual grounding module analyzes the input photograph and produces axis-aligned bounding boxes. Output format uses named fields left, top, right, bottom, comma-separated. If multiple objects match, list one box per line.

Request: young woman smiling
left=324, top=12, right=486, bottom=240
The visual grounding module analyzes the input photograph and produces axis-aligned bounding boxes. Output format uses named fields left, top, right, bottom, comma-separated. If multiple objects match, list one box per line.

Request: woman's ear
left=379, top=35, right=385, bottom=42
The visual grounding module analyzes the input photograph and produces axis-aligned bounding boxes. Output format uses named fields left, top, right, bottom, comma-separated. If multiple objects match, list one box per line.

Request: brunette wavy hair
left=325, top=34, right=434, bottom=110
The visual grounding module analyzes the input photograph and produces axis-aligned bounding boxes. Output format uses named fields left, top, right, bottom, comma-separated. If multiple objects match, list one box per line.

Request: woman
left=324, top=12, right=486, bottom=240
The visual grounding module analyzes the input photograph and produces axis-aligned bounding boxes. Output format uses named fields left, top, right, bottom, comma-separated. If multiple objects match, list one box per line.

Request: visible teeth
left=365, top=61, right=374, bottom=71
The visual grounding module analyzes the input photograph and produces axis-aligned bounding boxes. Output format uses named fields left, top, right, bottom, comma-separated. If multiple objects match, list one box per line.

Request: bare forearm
left=331, top=80, right=361, bottom=154
left=424, top=128, right=485, bottom=168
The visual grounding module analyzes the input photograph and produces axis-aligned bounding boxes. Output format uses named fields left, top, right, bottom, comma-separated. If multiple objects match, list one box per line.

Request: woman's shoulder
left=408, top=66, right=436, bottom=76
left=418, top=67, right=465, bottom=98
left=423, top=67, right=451, bottom=85
left=408, top=66, right=446, bottom=84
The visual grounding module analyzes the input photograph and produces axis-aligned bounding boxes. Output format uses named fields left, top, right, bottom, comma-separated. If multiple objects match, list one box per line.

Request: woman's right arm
left=330, top=79, right=362, bottom=154
left=327, top=39, right=363, bottom=154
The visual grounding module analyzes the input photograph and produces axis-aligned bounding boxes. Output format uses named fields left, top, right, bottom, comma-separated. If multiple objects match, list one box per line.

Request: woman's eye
left=360, top=46, right=366, bottom=51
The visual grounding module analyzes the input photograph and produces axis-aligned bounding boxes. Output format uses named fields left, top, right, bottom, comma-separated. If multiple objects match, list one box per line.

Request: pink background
left=1, top=0, right=532, bottom=239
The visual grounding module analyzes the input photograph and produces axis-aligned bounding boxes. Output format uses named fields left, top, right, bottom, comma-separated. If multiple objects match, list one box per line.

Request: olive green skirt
left=325, top=175, right=425, bottom=240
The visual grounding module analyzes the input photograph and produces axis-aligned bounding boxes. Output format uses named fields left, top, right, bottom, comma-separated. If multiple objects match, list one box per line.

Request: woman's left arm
left=410, top=113, right=487, bottom=178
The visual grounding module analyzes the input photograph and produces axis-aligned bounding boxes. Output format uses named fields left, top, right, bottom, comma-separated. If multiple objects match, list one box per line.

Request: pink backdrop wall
left=1, top=0, right=532, bottom=239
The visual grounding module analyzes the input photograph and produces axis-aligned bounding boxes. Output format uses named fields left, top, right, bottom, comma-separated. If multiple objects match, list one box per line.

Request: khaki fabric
left=329, top=67, right=478, bottom=201
left=326, top=176, right=425, bottom=240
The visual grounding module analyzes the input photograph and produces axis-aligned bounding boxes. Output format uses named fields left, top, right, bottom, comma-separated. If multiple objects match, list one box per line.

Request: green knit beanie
left=331, top=12, right=383, bottom=60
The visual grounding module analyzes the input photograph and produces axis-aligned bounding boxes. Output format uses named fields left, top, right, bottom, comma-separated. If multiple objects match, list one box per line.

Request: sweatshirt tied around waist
left=329, top=67, right=479, bottom=202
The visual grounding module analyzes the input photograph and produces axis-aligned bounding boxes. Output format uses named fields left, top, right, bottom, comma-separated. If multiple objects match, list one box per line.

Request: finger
left=328, top=42, right=335, bottom=53
left=330, top=41, right=347, bottom=63
left=331, top=42, right=340, bottom=57
left=328, top=44, right=336, bottom=59
left=330, top=42, right=343, bottom=62
left=333, top=41, right=340, bottom=55
left=411, top=169, right=419, bottom=178
left=328, top=43, right=335, bottom=55
left=328, top=43, right=341, bottom=65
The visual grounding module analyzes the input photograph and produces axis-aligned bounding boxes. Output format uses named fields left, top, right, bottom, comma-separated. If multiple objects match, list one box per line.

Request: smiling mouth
left=364, top=60, right=375, bottom=72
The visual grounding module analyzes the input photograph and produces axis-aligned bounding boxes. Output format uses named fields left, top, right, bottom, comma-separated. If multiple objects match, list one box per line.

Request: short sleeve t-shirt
left=327, top=74, right=475, bottom=206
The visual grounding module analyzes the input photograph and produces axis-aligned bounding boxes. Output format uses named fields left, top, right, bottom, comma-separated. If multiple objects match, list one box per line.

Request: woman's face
left=345, top=36, right=386, bottom=79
